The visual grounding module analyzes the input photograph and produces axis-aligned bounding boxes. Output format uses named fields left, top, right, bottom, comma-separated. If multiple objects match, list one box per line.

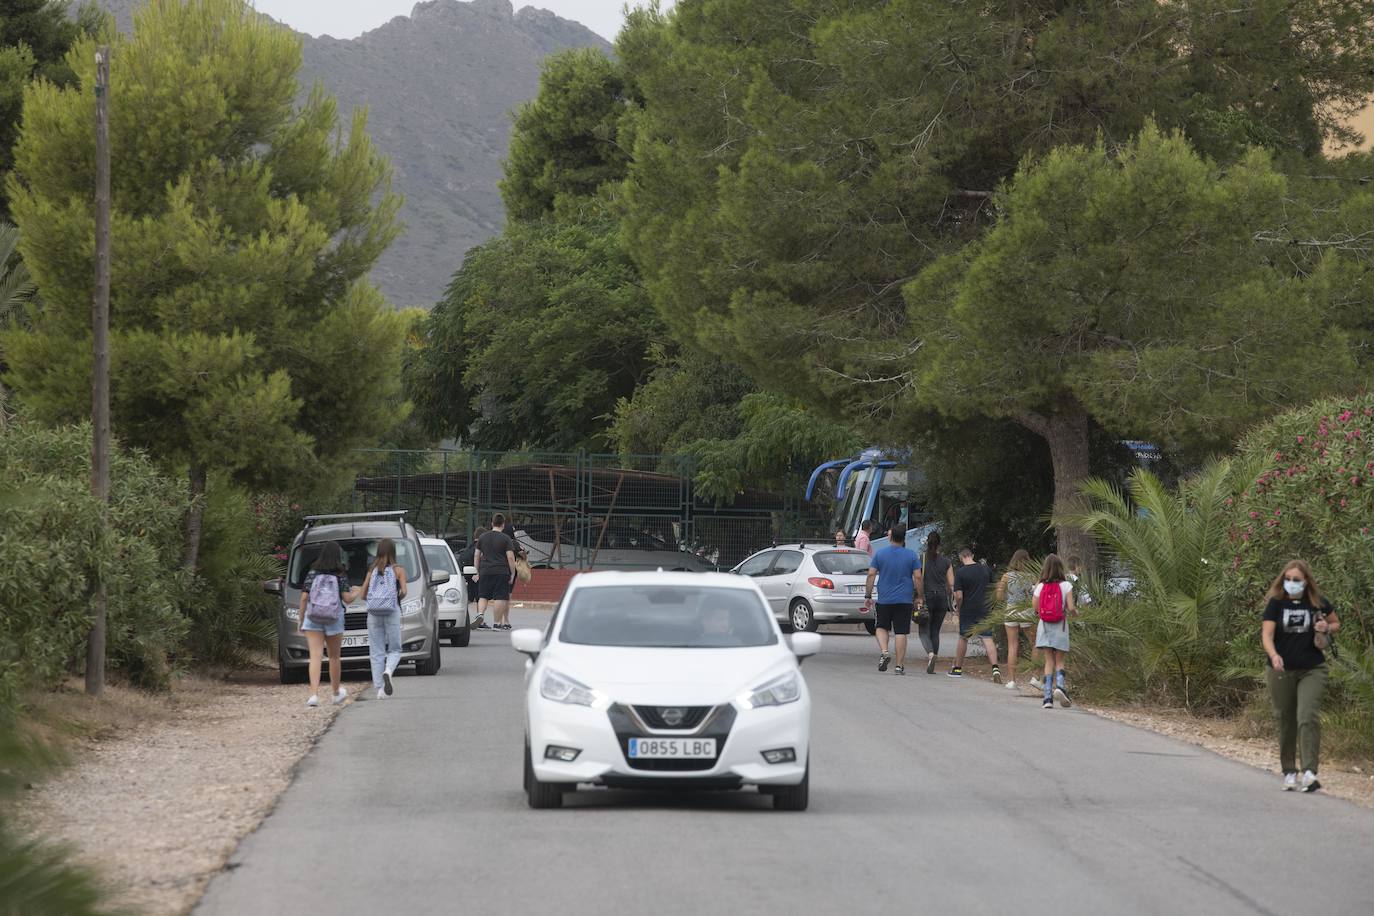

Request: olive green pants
left=1267, top=664, right=1329, bottom=775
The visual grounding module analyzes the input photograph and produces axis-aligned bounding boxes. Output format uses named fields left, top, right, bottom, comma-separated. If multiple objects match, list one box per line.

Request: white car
left=511, top=571, right=819, bottom=810
left=421, top=537, right=470, bottom=648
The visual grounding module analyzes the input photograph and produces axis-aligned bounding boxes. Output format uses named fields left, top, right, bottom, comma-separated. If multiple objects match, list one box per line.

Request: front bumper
left=528, top=695, right=810, bottom=788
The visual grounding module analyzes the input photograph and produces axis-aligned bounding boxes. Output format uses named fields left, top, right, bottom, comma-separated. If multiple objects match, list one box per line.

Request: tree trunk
left=183, top=463, right=207, bottom=572
left=1016, top=400, right=1095, bottom=571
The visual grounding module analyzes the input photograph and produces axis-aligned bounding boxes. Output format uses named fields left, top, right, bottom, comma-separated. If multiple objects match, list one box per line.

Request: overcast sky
left=249, top=1, right=665, bottom=42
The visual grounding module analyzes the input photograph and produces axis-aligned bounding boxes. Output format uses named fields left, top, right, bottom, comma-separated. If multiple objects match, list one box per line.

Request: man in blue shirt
left=861, top=523, right=923, bottom=675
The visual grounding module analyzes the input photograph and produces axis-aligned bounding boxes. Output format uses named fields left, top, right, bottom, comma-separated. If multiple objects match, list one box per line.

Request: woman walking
left=1033, top=554, right=1077, bottom=709
left=362, top=538, right=408, bottom=701
left=997, top=549, right=1036, bottom=690
left=918, top=531, right=955, bottom=674
left=1262, top=559, right=1339, bottom=792
left=299, top=541, right=363, bottom=708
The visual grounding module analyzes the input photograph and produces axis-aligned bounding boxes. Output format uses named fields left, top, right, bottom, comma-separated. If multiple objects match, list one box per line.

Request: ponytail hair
left=372, top=537, right=398, bottom=573
left=924, top=530, right=942, bottom=568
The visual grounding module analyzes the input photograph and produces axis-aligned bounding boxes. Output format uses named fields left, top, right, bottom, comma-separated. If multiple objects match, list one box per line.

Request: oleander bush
left=0, top=419, right=188, bottom=710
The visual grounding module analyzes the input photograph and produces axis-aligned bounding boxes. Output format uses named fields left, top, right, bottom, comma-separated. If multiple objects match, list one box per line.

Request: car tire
left=863, top=620, right=877, bottom=636
left=415, top=622, right=441, bottom=676
left=278, top=652, right=306, bottom=685
left=790, top=599, right=818, bottom=633
left=451, top=611, right=471, bottom=648
left=771, top=759, right=809, bottom=811
left=525, top=739, right=565, bottom=809
left=779, top=618, right=795, bottom=634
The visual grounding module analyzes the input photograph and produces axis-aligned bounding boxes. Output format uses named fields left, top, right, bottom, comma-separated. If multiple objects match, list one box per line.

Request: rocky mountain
left=95, top=0, right=610, bottom=307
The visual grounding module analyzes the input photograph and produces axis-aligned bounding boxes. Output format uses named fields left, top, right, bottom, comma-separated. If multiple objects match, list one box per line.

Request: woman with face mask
left=1261, top=560, right=1341, bottom=792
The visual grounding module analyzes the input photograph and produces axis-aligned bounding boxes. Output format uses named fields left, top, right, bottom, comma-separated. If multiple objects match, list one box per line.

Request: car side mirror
left=262, top=578, right=283, bottom=596
left=511, top=628, right=542, bottom=659
left=462, top=565, right=477, bottom=577
left=790, top=632, right=821, bottom=663
left=430, top=570, right=451, bottom=587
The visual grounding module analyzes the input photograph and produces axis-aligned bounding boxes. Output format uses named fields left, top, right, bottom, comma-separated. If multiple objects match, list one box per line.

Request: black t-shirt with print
left=1263, top=597, right=1332, bottom=670
left=475, top=529, right=514, bottom=575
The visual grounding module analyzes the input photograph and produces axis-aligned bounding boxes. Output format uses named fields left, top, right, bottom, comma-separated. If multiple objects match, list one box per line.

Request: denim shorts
left=301, top=614, right=345, bottom=637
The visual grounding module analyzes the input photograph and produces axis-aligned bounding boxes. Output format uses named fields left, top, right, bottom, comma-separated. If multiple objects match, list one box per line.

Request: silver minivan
left=265, top=512, right=449, bottom=684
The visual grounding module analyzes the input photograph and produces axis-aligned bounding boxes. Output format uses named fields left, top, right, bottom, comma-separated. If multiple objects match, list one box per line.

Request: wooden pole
left=86, top=45, right=111, bottom=697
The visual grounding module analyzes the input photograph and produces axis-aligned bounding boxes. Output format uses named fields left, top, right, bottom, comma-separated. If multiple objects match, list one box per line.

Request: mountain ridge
left=93, top=0, right=610, bottom=307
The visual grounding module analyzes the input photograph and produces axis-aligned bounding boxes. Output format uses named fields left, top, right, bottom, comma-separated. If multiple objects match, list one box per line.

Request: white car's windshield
left=423, top=545, right=456, bottom=575
left=559, top=585, right=777, bottom=648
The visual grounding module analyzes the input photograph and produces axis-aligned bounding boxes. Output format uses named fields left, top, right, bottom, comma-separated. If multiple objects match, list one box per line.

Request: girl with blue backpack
left=1033, top=554, right=1077, bottom=709
left=300, top=541, right=363, bottom=708
left=362, top=538, right=408, bottom=701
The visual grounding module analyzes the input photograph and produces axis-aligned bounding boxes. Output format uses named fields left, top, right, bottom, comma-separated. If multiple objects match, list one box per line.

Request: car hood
left=541, top=645, right=795, bottom=706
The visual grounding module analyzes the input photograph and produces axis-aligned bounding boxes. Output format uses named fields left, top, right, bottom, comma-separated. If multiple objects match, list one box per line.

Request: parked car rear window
left=289, top=538, right=420, bottom=589
left=559, top=585, right=777, bottom=648
left=813, top=551, right=872, bottom=575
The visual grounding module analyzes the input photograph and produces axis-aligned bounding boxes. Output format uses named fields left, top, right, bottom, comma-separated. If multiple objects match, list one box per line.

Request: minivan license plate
left=628, top=738, right=716, bottom=759
left=341, top=635, right=368, bottom=649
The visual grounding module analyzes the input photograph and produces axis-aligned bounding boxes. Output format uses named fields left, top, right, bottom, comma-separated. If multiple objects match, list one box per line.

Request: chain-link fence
left=347, top=449, right=830, bottom=571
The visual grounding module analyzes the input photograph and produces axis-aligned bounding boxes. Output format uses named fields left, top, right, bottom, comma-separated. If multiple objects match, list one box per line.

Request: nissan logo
left=661, top=707, right=686, bottom=727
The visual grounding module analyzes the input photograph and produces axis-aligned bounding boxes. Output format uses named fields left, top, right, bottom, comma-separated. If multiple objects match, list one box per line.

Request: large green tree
left=2, top=0, right=406, bottom=569
left=618, top=0, right=1374, bottom=557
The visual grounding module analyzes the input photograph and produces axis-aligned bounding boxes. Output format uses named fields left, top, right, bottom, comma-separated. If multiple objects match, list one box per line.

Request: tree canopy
left=2, top=0, right=407, bottom=567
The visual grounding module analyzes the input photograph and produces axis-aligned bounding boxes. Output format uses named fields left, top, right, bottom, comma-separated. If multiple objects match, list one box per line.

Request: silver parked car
left=731, top=544, right=876, bottom=633
left=266, top=512, right=450, bottom=684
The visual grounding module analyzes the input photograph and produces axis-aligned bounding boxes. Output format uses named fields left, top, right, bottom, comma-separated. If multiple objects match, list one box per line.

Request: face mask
left=1283, top=580, right=1305, bottom=597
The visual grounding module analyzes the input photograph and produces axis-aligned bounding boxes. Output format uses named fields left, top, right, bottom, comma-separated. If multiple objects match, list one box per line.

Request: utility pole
left=87, top=45, right=111, bottom=697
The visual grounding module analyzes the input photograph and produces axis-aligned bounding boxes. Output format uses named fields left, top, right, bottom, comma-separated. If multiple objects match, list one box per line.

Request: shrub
left=1062, top=461, right=1248, bottom=711
left=0, top=419, right=188, bottom=708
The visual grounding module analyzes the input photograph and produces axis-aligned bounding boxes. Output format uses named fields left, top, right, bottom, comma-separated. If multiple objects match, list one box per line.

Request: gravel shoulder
left=18, top=666, right=349, bottom=916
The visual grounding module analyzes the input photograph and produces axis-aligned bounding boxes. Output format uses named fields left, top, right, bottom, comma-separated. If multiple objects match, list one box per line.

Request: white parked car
left=511, top=571, right=819, bottom=810
left=421, top=537, right=470, bottom=648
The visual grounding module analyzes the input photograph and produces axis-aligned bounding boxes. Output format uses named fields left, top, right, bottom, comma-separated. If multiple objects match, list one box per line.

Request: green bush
left=0, top=419, right=188, bottom=708
left=1227, top=391, right=1374, bottom=753
left=1062, top=462, right=1249, bottom=711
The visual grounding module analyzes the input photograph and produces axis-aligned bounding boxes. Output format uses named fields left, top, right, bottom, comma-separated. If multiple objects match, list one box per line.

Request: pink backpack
left=1037, top=582, right=1065, bottom=624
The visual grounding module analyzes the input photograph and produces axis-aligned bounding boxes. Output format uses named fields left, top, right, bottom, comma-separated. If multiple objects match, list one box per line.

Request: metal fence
left=347, top=449, right=831, bottom=572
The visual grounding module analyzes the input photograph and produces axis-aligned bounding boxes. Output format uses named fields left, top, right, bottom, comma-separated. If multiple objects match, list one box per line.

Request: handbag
left=514, top=555, right=532, bottom=584
left=912, top=602, right=928, bottom=625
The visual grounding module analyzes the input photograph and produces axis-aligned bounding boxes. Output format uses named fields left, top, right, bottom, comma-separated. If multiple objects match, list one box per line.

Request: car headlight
left=738, top=672, right=801, bottom=709
left=540, top=669, right=603, bottom=708
left=401, top=597, right=423, bottom=618
left=443, top=588, right=460, bottom=603
left=285, top=606, right=299, bottom=621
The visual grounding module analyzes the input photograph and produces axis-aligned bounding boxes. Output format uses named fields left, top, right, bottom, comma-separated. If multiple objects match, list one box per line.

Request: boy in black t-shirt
left=949, top=549, right=1001, bottom=681
left=474, top=513, right=518, bottom=631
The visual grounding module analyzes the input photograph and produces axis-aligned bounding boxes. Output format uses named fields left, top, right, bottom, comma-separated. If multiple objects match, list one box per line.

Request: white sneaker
left=383, top=671, right=395, bottom=696
left=376, top=685, right=388, bottom=700
left=306, top=695, right=319, bottom=707
left=1005, top=681, right=1018, bottom=689
left=1282, top=772, right=1298, bottom=791
left=1030, top=676, right=1042, bottom=690
left=332, top=687, right=348, bottom=705
left=1301, top=770, right=1321, bottom=792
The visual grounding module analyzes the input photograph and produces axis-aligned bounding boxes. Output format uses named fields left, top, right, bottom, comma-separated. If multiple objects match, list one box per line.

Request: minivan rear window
left=813, top=551, right=872, bottom=575
left=289, top=538, right=420, bottom=589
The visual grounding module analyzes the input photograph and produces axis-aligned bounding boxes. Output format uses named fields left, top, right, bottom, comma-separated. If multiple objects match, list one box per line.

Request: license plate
left=627, top=737, right=716, bottom=759
left=340, top=635, right=368, bottom=648
left=848, top=584, right=866, bottom=594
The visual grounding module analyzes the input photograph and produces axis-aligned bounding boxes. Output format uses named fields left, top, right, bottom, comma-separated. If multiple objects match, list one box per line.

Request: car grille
left=607, top=704, right=736, bottom=772
left=338, top=645, right=370, bottom=658
left=344, top=612, right=368, bottom=631
left=633, top=705, right=711, bottom=730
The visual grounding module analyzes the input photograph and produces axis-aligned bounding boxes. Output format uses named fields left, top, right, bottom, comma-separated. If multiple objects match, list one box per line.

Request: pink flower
left=1249, top=511, right=1258, bottom=519
left=1339, top=410, right=1353, bottom=422
left=1297, top=435, right=1305, bottom=444
left=1363, top=527, right=1370, bottom=535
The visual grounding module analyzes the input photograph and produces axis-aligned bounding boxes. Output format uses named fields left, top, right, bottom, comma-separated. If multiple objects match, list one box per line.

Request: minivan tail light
left=808, top=577, right=835, bottom=590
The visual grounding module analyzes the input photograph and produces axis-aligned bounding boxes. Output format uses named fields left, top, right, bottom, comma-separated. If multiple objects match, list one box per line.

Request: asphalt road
left=197, top=609, right=1374, bottom=916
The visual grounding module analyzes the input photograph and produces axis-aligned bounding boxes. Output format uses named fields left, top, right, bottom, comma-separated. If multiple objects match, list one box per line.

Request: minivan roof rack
left=302, top=511, right=408, bottom=529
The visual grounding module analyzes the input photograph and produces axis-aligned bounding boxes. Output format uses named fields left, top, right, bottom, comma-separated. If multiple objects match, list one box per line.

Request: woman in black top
left=918, top=531, right=956, bottom=675
left=1261, top=559, right=1341, bottom=792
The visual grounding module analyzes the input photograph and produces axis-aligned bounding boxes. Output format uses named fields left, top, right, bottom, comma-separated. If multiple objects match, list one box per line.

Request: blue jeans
left=367, top=612, right=402, bottom=689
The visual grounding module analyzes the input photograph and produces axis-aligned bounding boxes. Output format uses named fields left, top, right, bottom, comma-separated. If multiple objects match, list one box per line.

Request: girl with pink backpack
left=1033, top=554, right=1078, bottom=709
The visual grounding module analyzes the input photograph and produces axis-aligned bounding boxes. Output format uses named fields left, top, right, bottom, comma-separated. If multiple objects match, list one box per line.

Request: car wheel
left=790, top=599, right=818, bottom=633
left=779, top=617, right=795, bottom=634
left=863, top=620, right=877, bottom=636
left=415, top=623, right=441, bottom=676
left=278, top=651, right=306, bottom=684
left=451, top=611, right=471, bottom=648
left=525, top=739, right=565, bottom=809
left=771, top=759, right=809, bottom=811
